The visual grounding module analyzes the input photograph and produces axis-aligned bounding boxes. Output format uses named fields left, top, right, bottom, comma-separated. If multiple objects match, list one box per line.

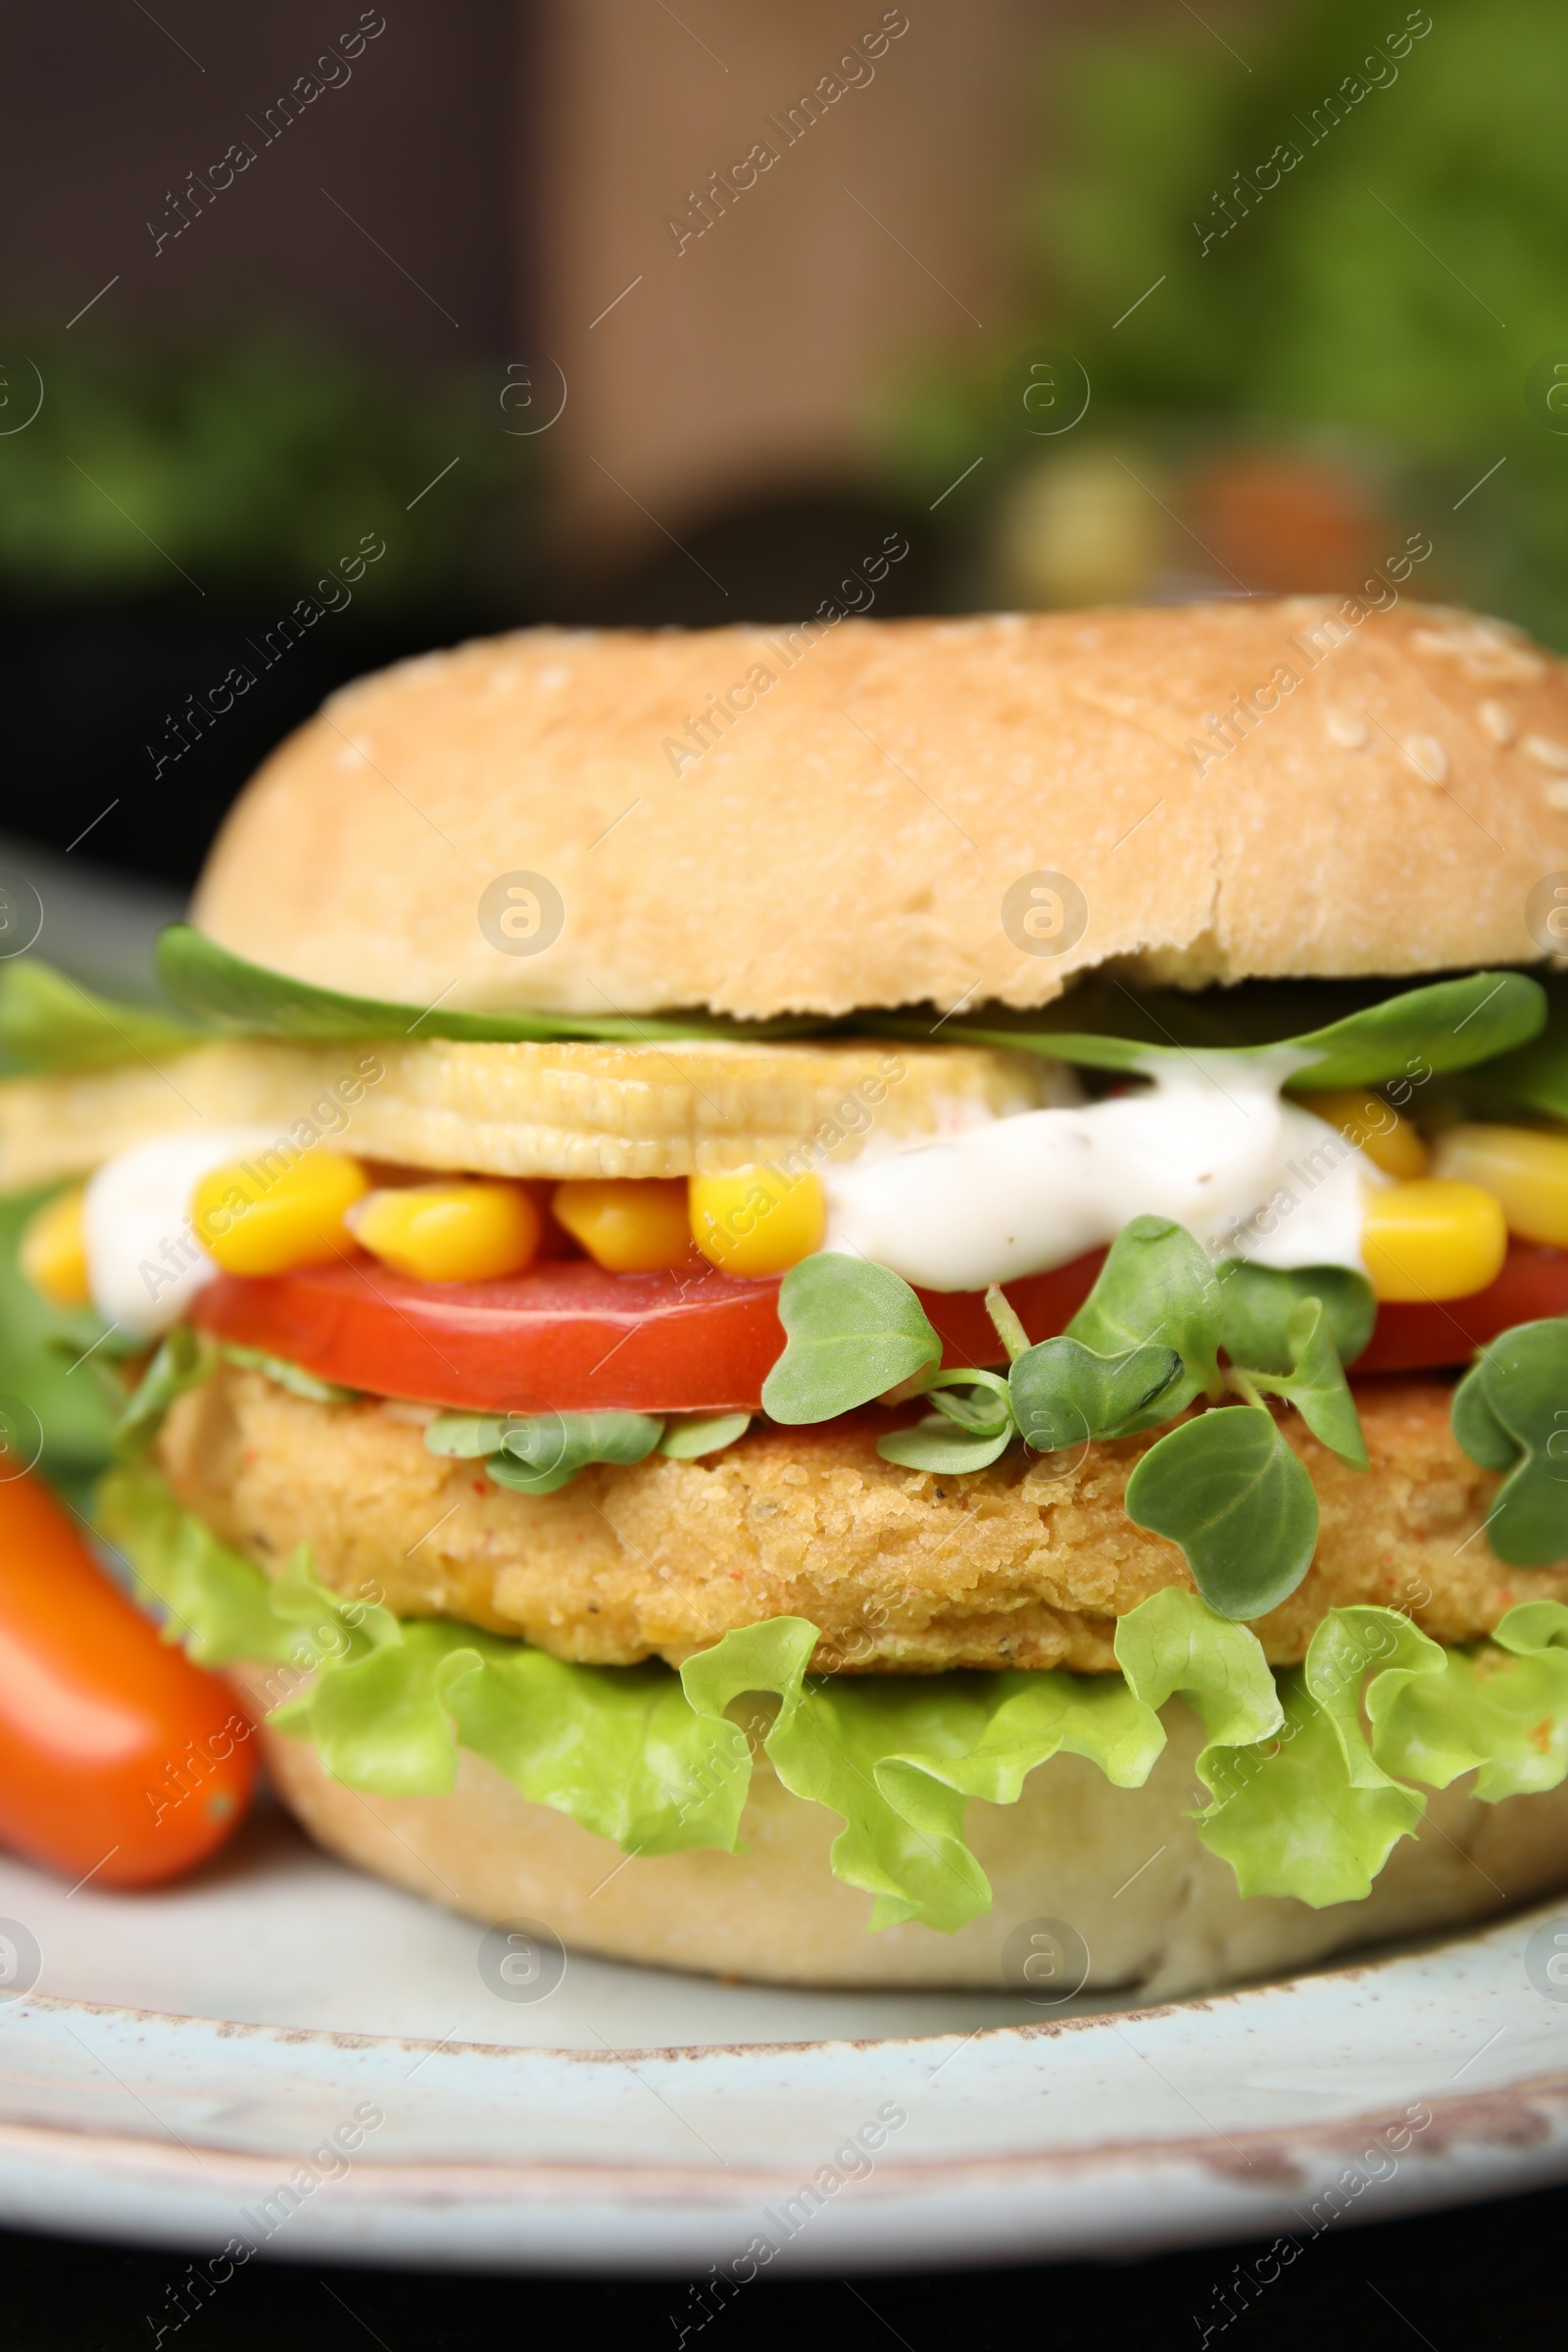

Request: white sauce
left=821, top=1055, right=1385, bottom=1292
left=78, top=1058, right=1385, bottom=1333
left=84, top=1127, right=276, bottom=1340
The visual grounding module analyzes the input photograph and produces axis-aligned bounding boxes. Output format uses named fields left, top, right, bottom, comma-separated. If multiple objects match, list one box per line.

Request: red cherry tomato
left=0, top=1473, right=256, bottom=1887
left=190, top=1248, right=1108, bottom=1413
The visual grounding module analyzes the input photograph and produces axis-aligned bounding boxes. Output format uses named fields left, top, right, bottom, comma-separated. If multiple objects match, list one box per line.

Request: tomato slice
left=189, top=1236, right=1568, bottom=1414
left=1354, top=1241, right=1568, bottom=1372
left=190, top=1248, right=1107, bottom=1414
left=0, top=1473, right=256, bottom=1886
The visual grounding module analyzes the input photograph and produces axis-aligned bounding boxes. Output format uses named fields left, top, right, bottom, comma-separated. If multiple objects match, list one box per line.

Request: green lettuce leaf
left=277, top=1617, right=470, bottom=1795
left=278, top=1619, right=763, bottom=1839
left=1370, top=1599, right=1568, bottom=1801
left=97, top=1467, right=335, bottom=1667
left=100, top=1464, right=760, bottom=1838
left=1192, top=1593, right=1568, bottom=1910
left=455, top=1639, right=762, bottom=1850
left=1197, top=1671, right=1397, bottom=1903
left=1112, top=1585, right=1284, bottom=1753
left=693, top=1591, right=1275, bottom=1932
left=96, top=1470, right=1568, bottom=1930
left=685, top=1620, right=1167, bottom=1932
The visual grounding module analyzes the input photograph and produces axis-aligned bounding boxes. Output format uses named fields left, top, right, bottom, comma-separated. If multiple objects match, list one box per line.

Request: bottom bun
left=231, top=1665, right=1568, bottom=1999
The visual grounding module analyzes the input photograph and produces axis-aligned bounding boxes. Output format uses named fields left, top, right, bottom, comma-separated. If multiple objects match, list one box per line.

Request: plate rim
left=8, top=1895, right=1568, bottom=2271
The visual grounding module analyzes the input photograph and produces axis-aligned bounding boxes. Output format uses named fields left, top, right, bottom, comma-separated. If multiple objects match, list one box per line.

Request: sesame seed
left=1401, top=733, right=1447, bottom=784
left=1324, top=707, right=1368, bottom=750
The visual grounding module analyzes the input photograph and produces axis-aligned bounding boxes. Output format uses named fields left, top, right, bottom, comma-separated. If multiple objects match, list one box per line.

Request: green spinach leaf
left=1450, top=1361, right=1520, bottom=1471
left=424, top=1413, right=513, bottom=1458
left=1216, top=1259, right=1375, bottom=1371
left=0, top=958, right=204, bottom=1074
left=1448, top=1319, right=1568, bottom=1565
left=920, top=1368, right=1014, bottom=1436
left=875, top=1416, right=1014, bottom=1473
left=1065, top=1215, right=1223, bottom=1417
left=658, top=1412, right=753, bottom=1458
left=1277, top=972, right=1544, bottom=1090
left=1124, top=1403, right=1318, bottom=1618
left=761, top=1253, right=942, bottom=1423
left=220, top=1342, right=357, bottom=1403
left=1473, top=974, right=1568, bottom=1118
left=437, top=1406, right=753, bottom=1468
left=486, top=1408, right=665, bottom=1494
left=155, top=925, right=830, bottom=1047
left=1008, top=1335, right=1181, bottom=1452
left=869, top=972, right=1544, bottom=1089
left=1242, top=1298, right=1367, bottom=1469
left=875, top=1369, right=1016, bottom=1472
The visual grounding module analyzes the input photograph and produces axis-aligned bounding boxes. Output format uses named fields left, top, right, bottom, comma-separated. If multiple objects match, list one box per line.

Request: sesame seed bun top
left=192, top=599, right=1568, bottom=1021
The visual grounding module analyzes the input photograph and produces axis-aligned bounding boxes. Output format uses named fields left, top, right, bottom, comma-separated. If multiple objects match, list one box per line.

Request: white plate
left=1, top=1797, right=1566, bottom=2275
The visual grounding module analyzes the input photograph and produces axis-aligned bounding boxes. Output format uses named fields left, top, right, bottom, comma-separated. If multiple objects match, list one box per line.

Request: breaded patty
left=156, top=1362, right=1568, bottom=1674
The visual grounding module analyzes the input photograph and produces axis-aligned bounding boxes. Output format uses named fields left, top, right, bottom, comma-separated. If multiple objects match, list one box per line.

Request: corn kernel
left=1431, top=1123, right=1568, bottom=1248
left=1297, top=1087, right=1430, bottom=1179
left=18, top=1185, right=89, bottom=1307
left=351, top=1180, right=540, bottom=1283
left=689, top=1167, right=826, bottom=1278
left=193, top=1152, right=369, bottom=1276
left=1360, top=1178, right=1508, bottom=1302
left=553, top=1178, right=691, bottom=1273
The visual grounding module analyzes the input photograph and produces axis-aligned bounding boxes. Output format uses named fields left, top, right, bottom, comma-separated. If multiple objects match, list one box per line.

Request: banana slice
left=0, top=1035, right=1061, bottom=1192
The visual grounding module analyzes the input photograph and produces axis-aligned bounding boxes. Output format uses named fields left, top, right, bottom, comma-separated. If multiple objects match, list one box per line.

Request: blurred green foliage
left=879, top=0, right=1568, bottom=641
left=0, top=331, right=534, bottom=606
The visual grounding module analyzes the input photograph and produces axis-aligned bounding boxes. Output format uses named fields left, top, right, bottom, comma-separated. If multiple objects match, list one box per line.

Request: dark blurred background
left=2, top=0, right=1564, bottom=900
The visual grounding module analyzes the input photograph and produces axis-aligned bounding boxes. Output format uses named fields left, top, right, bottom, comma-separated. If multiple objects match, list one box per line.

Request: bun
left=234, top=1665, right=1568, bottom=1998
left=193, top=602, right=1568, bottom=1022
